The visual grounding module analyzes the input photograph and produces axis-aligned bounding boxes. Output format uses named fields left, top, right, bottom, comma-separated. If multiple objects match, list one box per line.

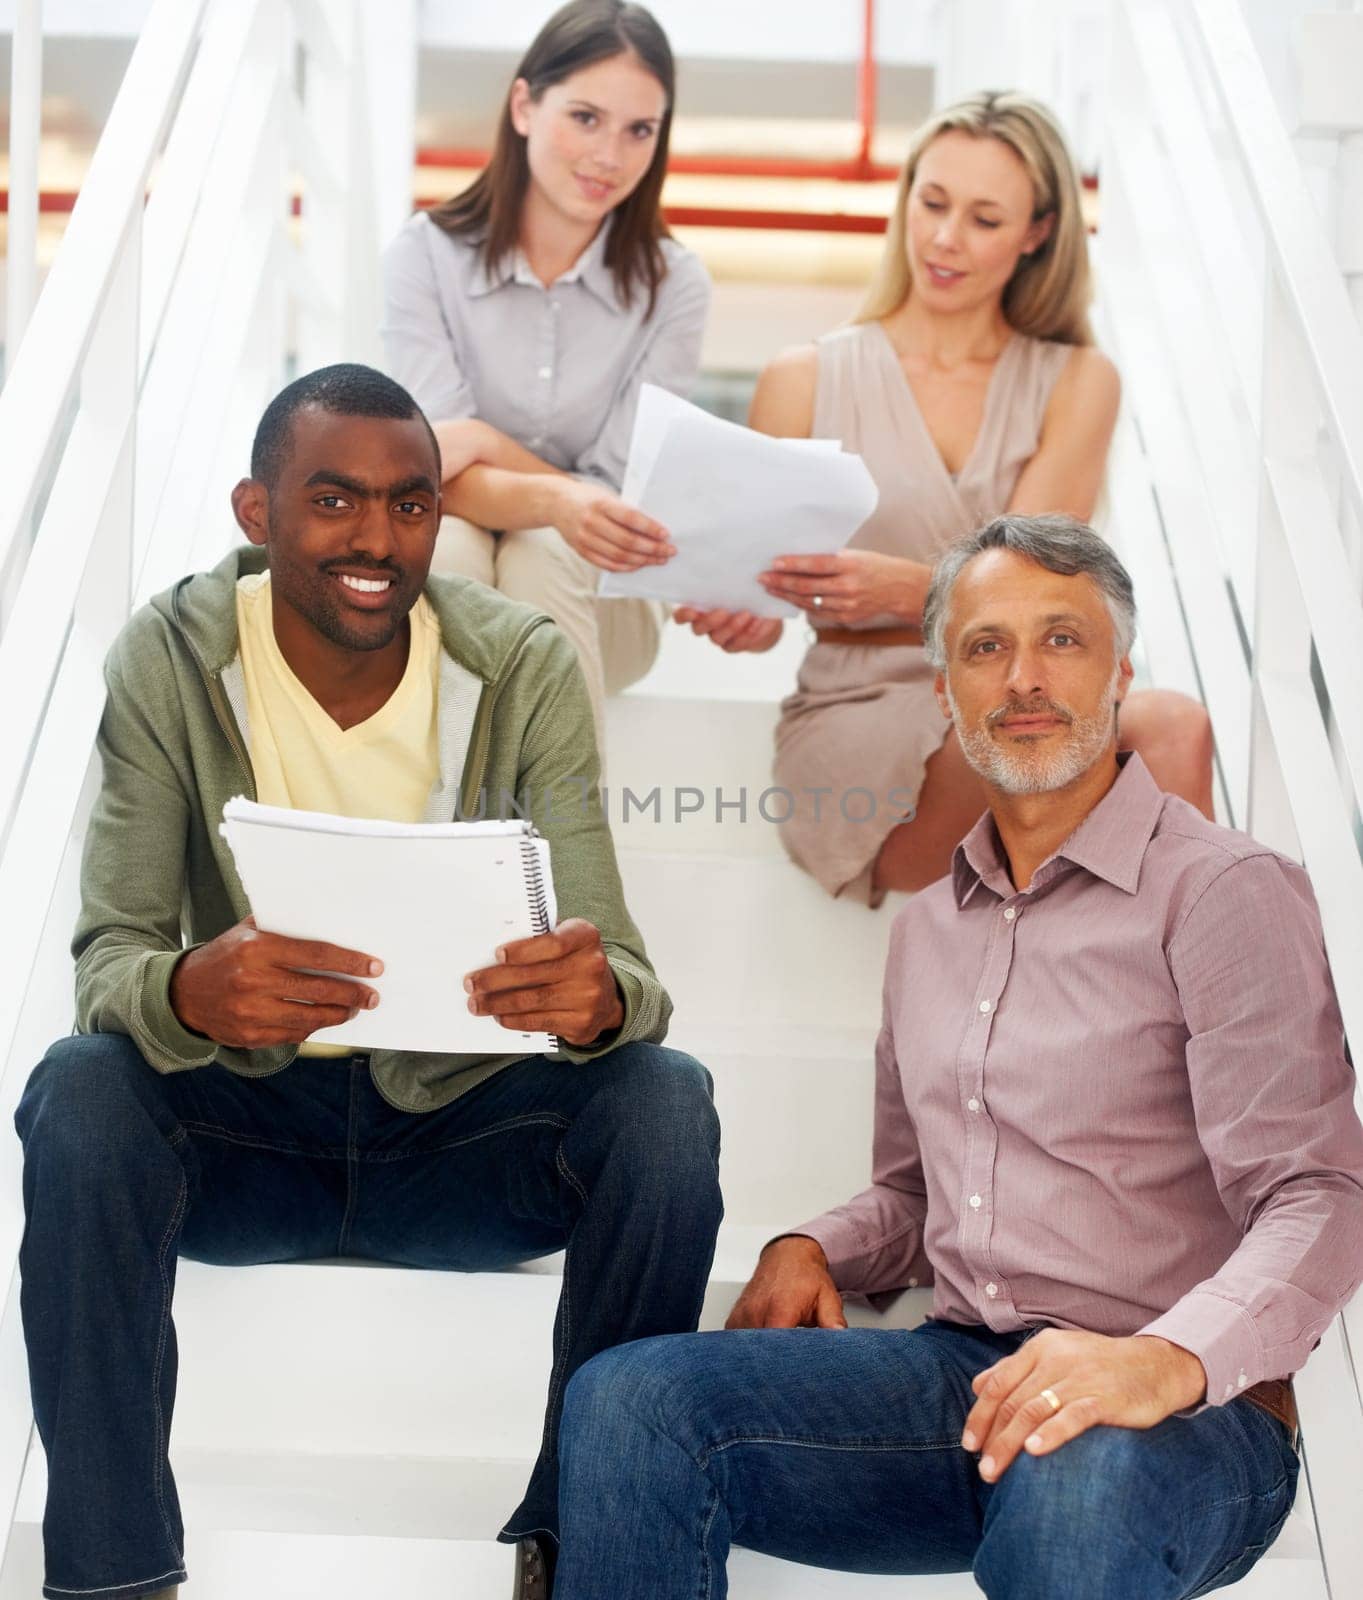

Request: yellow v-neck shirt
left=236, top=571, right=440, bottom=822
left=236, top=572, right=441, bottom=1058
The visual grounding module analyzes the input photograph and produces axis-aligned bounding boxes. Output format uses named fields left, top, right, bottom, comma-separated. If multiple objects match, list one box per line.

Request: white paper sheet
left=220, top=798, right=557, bottom=1055
left=600, top=384, right=879, bottom=618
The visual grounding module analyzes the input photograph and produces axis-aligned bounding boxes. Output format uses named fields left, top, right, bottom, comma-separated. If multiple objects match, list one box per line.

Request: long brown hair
left=857, top=91, right=1093, bottom=346
left=428, top=1, right=675, bottom=317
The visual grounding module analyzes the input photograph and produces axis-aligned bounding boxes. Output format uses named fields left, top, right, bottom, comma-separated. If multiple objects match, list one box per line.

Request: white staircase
left=1, top=0, right=1361, bottom=1596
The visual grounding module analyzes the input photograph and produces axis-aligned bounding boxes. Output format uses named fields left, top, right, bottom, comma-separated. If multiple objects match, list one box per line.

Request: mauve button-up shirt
left=380, top=211, right=711, bottom=491
left=798, top=753, right=1363, bottom=1405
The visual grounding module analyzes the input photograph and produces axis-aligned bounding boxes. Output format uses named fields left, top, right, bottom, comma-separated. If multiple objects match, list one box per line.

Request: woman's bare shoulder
left=748, top=343, right=819, bottom=437
left=1052, top=344, right=1121, bottom=412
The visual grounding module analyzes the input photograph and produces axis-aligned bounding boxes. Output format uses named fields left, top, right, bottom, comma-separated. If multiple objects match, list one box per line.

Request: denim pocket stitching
left=554, top=1141, right=589, bottom=1210
left=697, top=1432, right=964, bottom=1470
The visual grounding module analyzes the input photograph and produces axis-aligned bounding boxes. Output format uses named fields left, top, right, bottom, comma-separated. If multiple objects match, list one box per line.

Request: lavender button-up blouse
left=798, top=753, right=1363, bottom=1406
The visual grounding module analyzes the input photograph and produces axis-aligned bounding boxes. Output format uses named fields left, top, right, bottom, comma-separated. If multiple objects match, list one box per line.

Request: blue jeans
left=15, top=1032, right=722, bottom=1600
left=556, top=1320, right=1299, bottom=1600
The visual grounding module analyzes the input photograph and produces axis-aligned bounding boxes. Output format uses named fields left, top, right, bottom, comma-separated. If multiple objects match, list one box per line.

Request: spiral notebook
left=220, top=797, right=557, bottom=1054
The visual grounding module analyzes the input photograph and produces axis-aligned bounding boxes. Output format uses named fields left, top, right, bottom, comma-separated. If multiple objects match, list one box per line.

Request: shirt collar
left=466, top=219, right=621, bottom=310
left=951, top=752, right=1167, bottom=908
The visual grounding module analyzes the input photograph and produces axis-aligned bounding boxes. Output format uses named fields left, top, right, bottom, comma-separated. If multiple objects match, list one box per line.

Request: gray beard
left=949, top=664, right=1121, bottom=795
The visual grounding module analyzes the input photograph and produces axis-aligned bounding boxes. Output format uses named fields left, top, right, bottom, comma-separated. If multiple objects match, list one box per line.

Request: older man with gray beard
left=550, top=514, right=1363, bottom=1600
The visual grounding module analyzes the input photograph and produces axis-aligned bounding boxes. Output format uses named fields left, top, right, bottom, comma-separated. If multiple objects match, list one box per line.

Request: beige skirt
left=774, top=639, right=951, bottom=905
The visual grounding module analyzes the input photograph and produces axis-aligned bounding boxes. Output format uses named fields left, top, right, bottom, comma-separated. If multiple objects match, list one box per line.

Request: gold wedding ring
left=1039, top=1387, right=1062, bottom=1415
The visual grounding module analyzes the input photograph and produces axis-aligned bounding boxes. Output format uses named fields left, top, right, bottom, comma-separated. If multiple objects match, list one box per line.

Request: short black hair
left=250, top=363, right=439, bottom=489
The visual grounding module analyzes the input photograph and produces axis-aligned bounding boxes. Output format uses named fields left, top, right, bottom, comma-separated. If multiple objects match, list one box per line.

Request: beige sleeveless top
left=772, top=320, right=1074, bottom=902
left=814, top=319, right=1073, bottom=568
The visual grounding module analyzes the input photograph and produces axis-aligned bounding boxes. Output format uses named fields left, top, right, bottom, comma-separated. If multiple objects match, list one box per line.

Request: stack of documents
left=220, top=798, right=557, bottom=1055
left=599, top=383, right=879, bottom=617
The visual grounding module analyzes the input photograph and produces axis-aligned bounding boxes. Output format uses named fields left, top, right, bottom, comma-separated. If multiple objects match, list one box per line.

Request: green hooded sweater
left=72, top=545, right=670, bottom=1112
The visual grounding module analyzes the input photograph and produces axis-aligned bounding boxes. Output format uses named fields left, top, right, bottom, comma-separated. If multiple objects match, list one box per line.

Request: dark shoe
left=512, top=1535, right=556, bottom=1599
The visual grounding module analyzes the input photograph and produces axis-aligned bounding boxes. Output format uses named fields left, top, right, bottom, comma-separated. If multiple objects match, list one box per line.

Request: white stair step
left=623, top=611, right=809, bottom=705
left=606, top=696, right=785, bottom=859
left=156, top=1254, right=1315, bottom=1564
left=167, top=1263, right=558, bottom=1461
left=0, top=1523, right=513, bottom=1599
left=11, top=1398, right=1325, bottom=1571
left=620, top=851, right=897, bottom=1030
left=159, top=1251, right=929, bottom=1462
left=4, top=1466, right=1321, bottom=1596
left=12, top=1450, right=531, bottom=1543
left=731, top=1557, right=983, bottom=1596
left=0, top=1519, right=996, bottom=1599
left=6, top=1244, right=1316, bottom=1586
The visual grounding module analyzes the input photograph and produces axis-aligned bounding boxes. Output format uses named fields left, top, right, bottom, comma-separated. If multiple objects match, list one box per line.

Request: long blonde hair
left=857, top=90, right=1093, bottom=346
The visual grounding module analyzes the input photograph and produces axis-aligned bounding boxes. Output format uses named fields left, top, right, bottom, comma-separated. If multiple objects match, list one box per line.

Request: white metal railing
left=1101, top=2, right=1363, bottom=1595
left=0, top=0, right=413, bottom=1573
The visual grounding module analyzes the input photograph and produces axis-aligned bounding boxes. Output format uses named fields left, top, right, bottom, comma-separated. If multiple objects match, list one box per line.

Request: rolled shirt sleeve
left=381, top=218, right=477, bottom=423
left=573, top=249, right=711, bottom=490
left=793, top=919, right=935, bottom=1296
left=1140, top=853, right=1363, bottom=1401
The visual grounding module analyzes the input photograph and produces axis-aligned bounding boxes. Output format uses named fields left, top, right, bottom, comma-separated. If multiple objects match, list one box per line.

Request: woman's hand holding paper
left=758, top=548, right=930, bottom=627
left=464, top=917, right=625, bottom=1046
left=673, top=606, right=784, bottom=653
left=550, top=479, right=676, bottom=573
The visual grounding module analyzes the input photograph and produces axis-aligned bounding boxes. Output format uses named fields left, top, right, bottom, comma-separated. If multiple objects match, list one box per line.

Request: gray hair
left=922, top=513, right=1137, bottom=671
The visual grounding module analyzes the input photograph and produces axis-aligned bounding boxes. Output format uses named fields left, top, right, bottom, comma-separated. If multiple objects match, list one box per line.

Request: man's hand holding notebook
left=219, top=798, right=568, bottom=1054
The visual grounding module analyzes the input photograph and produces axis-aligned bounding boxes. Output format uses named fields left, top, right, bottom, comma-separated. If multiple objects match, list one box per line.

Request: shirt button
left=1223, top=1382, right=1234, bottom=1398
left=979, top=999, right=992, bottom=1014
left=967, top=1097, right=981, bottom=1112
left=1003, top=907, right=1016, bottom=921
left=985, top=1282, right=999, bottom=1298
left=969, top=1193, right=982, bottom=1209
left=538, top=366, right=552, bottom=379
left=1237, top=1372, right=1249, bottom=1388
